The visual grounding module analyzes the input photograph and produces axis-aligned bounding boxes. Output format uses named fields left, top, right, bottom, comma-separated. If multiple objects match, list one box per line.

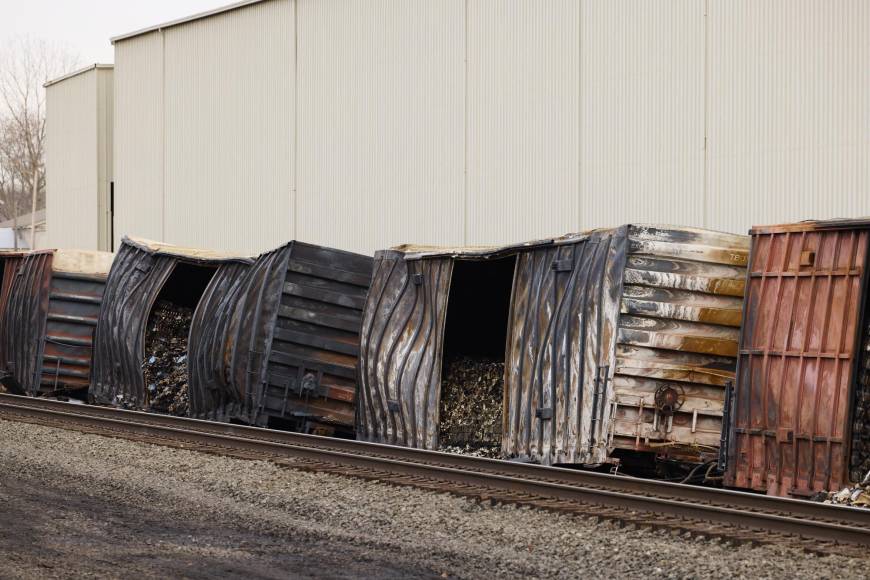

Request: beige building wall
left=108, top=0, right=870, bottom=255
left=114, top=33, right=164, bottom=245
left=465, top=0, right=580, bottom=246
left=45, top=65, right=113, bottom=251
left=706, top=0, right=870, bottom=233
left=295, top=0, right=466, bottom=252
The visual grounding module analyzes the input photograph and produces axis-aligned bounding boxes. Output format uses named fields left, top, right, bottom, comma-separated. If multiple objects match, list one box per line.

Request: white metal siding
left=466, top=0, right=580, bottom=245
left=707, top=1, right=870, bottom=233
left=163, top=0, right=293, bottom=254
left=295, top=0, right=465, bottom=254
left=579, top=0, right=707, bottom=230
left=97, top=69, right=114, bottom=250
left=114, top=32, right=164, bottom=246
left=106, top=0, right=870, bottom=255
left=46, top=70, right=99, bottom=250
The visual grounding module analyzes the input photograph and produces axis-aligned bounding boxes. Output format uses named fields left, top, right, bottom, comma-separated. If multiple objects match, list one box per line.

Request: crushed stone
left=0, top=419, right=867, bottom=579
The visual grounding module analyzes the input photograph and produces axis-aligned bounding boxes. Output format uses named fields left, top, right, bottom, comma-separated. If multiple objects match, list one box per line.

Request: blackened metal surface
left=187, top=260, right=252, bottom=421
left=189, top=241, right=373, bottom=433
left=357, top=253, right=452, bottom=448
left=609, top=225, right=748, bottom=462
left=1, top=252, right=52, bottom=395
left=0, top=253, right=26, bottom=372
left=1, top=251, right=110, bottom=397
left=726, top=224, right=870, bottom=497
left=359, top=225, right=749, bottom=466
left=503, top=229, right=624, bottom=464
left=39, top=272, right=107, bottom=394
left=90, top=237, right=250, bottom=408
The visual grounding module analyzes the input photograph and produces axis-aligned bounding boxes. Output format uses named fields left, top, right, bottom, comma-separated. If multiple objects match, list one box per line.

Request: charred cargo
left=358, top=225, right=748, bottom=467
left=0, top=250, right=114, bottom=397
left=188, top=241, right=373, bottom=435
left=724, top=218, right=870, bottom=497
left=89, top=237, right=251, bottom=412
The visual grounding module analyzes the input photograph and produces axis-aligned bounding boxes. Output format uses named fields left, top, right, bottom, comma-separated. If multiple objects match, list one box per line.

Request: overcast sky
left=1, top=0, right=230, bottom=65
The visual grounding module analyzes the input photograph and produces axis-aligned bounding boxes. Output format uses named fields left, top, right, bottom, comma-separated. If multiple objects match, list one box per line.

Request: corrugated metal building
left=48, top=0, right=870, bottom=256
left=45, top=64, right=114, bottom=251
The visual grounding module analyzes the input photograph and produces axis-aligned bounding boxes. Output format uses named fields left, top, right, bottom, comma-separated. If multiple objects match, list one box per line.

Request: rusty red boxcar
left=724, top=218, right=870, bottom=497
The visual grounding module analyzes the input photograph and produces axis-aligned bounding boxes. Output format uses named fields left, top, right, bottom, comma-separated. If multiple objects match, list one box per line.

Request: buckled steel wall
left=2, top=252, right=52, bottom=395
left=608, top=225, right=748, bottom=463
left=0, top=253, right=26, bottom=374
left=90, top=237, right=251, bottom=407
left=1, top=251, right=109, bottom=397
left=357, top=252, right=453, bottom=448
left=725, top=219, right=870, bottom=497
left=359, top=225, right=749, bottom=466
left=189, top=241, right=373, bottom=433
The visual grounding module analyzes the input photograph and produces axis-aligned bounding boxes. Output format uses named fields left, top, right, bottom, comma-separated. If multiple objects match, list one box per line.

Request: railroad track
left=1, top=393, right=869, bottom=557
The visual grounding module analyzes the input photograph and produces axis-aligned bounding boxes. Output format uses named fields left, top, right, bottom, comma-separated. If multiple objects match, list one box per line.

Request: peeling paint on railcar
left=189, top=241, right=373, bottom=434
left=358, top=225, right=749, bottom=466
left=725, top=218, right=870, bottom=498
left=1, top=250, right=113, bottom=397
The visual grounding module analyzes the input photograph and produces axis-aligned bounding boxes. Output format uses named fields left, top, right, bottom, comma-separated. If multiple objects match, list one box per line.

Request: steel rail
left=1, top=394, right=869, bottom=549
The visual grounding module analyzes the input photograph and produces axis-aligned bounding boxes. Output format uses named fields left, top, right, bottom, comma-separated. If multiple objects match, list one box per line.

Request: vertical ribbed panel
left=163, top=0, right=294, bottom=255
left=707, top=1, right=870, bottom=235
left=466, top=0, right=580, bottom=245
left=114, top=32, right=165, bottom=247
left=579, top=1, right=706, bottom=230
left=46, top=70, right=100, bottom=250
left=97, top=69, right=114, bottom=251
left=296, top=0, right=465, bottom=255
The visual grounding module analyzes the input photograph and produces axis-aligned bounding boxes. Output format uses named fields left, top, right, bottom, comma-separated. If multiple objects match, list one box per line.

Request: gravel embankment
left=0, top=418, right=867, bottom=579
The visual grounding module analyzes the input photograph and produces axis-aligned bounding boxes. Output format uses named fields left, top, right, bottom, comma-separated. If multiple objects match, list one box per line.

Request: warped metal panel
left=39, top=272, right=107, bottom=393
left=579, top=0, right=706, bottom=229
left=113, top=32, right=165, bottom=247
left=296, top=0, right=465, bottom=254
left=465, top=0, right=580, bottom=245
left=357, top=252, right=453, bottom=448
left=163, top=0, right=294, bottom=254
left=360, top=226, right=748, bottom=466
left=504, top=230, right=624, bottom=464
left=1, top=251, right=112, bottom=397
left=726, top=220, right=870, bottom=497
left=189, top=241, right=373, bottom=433
left=610, top=226, right=748, bottom=461
left=90, top=237, right=250, bottom=407
left=0, top=254, right=25, bottom=371
left=187, top=260, right=253, bottom=420
left=707, top=1, right=870, bottom=235
left=1, top=253, right=52, bottom=395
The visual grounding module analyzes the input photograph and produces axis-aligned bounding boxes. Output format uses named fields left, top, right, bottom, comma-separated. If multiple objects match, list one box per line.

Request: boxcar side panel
left=502, top=229, right=625, bottom=464
left=358, top=253, right=453, bottom=448
left=727, top=228, right=869, bottom=496
left=610, top=225, right=749, bottom=461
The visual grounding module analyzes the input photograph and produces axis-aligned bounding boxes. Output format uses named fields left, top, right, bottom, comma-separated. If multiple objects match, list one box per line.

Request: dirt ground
left=0, top=472, right=433, bottom=580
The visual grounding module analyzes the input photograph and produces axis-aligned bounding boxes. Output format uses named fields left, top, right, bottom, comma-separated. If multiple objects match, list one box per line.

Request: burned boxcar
left=89, top=237, right=251, bottom=412
left=0, top=251, right=27, bottom=379
left=1, top=249, right=114, bottom=397
left=188, top=241, right=373, bottom=436
left=724, top=218, right=870, bottom=497
left=358, top=225, right=748, bottom=469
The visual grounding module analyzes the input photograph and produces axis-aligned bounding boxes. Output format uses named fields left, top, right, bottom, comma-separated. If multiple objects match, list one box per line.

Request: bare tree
left=0, top=36, right=78, bottom=249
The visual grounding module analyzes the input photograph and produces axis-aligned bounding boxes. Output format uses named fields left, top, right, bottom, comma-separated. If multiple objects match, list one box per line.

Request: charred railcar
left=1, top=249, right=114, bottom=397
left=358, top=225, right=748, bottom=468
left=724, top=218, right=870, bottom=497
left=89, top=237, right=251, bottom=409
left=188, top=241, right=373, bottom=435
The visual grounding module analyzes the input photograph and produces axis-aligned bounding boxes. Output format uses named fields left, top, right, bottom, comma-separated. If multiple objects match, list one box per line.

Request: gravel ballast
left=0, top=419, right=867, bottom=579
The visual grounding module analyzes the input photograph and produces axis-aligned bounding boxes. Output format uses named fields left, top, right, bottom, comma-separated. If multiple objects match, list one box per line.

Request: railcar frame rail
left=1, top=393, right=868, bottom=557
